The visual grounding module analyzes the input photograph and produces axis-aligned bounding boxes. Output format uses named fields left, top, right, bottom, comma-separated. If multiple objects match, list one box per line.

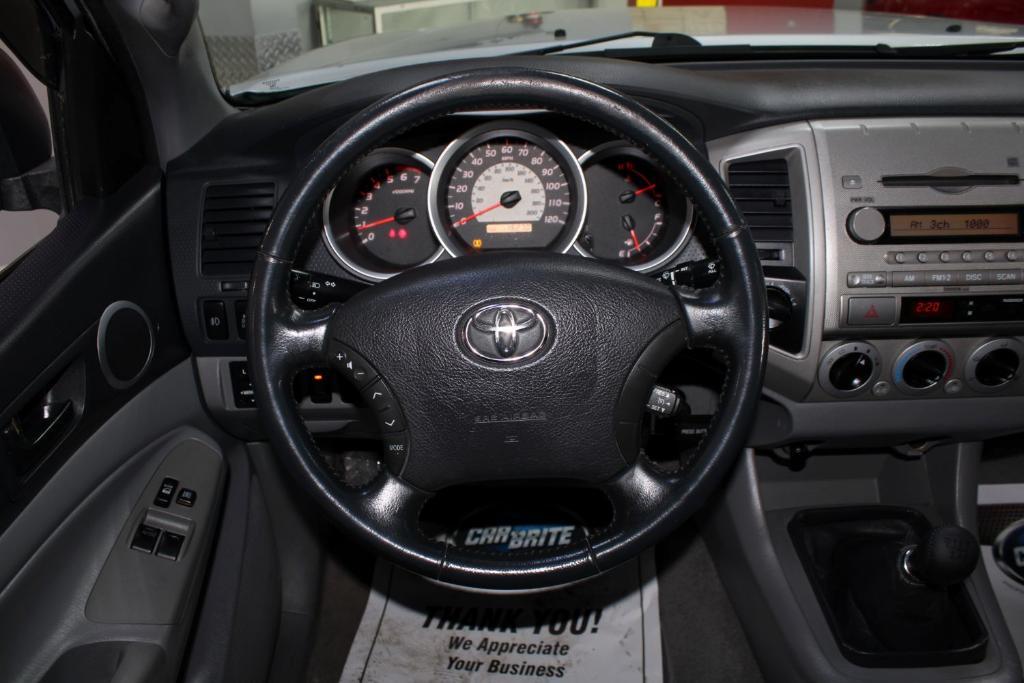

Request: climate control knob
left=893, top=340, right=954, bottom=394
left=829, top=352, right=874, bottom=392
left=966, top=338, right=1024, bottom=391
left=819, top=341, right=881, bottom=397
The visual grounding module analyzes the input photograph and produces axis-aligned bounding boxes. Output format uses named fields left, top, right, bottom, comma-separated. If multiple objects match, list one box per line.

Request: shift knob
left=903, top=525, right=980, bottom=587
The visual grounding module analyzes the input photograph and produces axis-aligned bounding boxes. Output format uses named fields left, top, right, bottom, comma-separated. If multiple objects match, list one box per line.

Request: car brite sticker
left=456, top=524, right=583, bottom=552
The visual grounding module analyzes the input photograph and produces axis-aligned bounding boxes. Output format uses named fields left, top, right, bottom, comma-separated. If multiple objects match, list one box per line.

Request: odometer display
left=430, top=124, right=585, bottom=255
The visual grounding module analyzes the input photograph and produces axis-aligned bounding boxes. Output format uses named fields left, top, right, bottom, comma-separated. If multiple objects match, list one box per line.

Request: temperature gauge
left=575, top=143, right=692, bottom=272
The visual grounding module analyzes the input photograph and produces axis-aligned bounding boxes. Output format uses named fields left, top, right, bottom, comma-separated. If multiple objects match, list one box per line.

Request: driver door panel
left=0, top=172, right=225, bottom=681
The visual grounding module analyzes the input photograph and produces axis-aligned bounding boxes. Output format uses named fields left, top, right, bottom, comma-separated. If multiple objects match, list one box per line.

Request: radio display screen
left=903, top=298, right=956, bottom=322
left=889, top=212, right=1020, bottom=239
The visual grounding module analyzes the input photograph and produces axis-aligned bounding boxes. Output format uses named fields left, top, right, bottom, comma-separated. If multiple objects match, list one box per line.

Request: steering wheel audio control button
left=378, top=407, right=405, bottom=433
left=328, top=342, right=377, bottom=388
left=361, top=379, right=397, bottom=412
left=381, top=432, right=409, bottom=473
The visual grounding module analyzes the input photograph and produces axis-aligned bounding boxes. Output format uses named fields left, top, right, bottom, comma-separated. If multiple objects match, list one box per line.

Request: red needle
left=633, top=183, right=656, bottom=197
left=630, top=230, right=643, bottom=252
left=357, top=215, right=397, bottom=231
left=453, top=201, right=502, bottom=227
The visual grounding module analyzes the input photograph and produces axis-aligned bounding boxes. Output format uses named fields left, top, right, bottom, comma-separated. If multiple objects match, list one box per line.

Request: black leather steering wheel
left=249, top=68, right=766, bottom=591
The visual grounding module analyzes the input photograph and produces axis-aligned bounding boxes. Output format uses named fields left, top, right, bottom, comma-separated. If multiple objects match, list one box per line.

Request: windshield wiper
left=874, top=40, right=1024, bottom=57
left=524, top=34, right=1024, bottom=62
left=524, top=30, right=701, bottom=56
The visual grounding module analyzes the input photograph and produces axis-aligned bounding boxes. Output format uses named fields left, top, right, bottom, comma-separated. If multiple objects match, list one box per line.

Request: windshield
left=198, top=1, right=1024, bottom=100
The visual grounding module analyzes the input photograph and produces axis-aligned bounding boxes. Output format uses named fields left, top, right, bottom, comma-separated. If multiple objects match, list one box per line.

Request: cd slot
left=880, top=174, right=1020, bottom=188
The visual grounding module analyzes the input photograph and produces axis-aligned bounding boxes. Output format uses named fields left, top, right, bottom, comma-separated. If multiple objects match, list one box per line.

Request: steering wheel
left=249, top=68, right=766, bottom=591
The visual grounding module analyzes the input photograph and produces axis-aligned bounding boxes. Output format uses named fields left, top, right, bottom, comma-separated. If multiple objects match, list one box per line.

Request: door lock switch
left=176, top=488, right=197, bottom=508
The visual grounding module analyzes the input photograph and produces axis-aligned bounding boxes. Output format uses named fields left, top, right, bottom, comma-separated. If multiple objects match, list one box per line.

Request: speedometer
left=428, top=122, right=586, bottom=256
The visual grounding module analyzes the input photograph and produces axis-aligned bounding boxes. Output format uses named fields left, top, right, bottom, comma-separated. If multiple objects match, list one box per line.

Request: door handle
left=2, top=400, right=74, bottom=474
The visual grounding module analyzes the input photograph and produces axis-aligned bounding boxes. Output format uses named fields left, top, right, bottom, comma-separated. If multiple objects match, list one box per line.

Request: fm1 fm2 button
left=328, top=342, right=376, bottom=388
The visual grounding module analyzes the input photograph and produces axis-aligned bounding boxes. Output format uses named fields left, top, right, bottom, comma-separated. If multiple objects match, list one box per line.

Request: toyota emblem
left=461, top=302, right=551, bottom=363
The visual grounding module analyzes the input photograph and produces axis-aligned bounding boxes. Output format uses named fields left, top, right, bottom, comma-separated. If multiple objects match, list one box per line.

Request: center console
left=815, top=119, right=1024, bottom=403
left=704, top=117, right=1024, bottom=683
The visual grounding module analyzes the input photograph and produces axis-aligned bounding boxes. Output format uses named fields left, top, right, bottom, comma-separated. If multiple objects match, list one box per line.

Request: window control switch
left=154, top=477, right=178, bottom=507
left=130, top=524, right=161, bottom=554
left=156, top=532, right=185, bottom=560
left=176, top=488, right=197, bottom=507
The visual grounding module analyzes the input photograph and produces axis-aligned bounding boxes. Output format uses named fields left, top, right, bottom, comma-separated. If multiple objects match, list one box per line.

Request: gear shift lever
left=901, top=525, right=980, bottom=587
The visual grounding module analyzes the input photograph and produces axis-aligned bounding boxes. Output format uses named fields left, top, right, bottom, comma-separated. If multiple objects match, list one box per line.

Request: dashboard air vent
left=726, top=158, right=793, bottom=242
left=200, top=182, right=276, bottom=276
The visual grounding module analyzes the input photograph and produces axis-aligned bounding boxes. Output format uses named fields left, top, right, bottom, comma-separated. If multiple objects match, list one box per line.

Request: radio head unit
left=848, top=206, right=1024, bottom=244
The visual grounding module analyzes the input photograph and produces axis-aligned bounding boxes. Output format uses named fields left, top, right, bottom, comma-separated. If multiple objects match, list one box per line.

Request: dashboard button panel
left=202, top=300, right=229, bottom=340
left=847, top=272, right=887, bottom=288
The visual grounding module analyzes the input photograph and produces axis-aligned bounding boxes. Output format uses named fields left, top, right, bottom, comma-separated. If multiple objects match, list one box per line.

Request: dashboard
left=163, top=56, right=1024, bottom=448
left=320, top=119, right=696, bottom=281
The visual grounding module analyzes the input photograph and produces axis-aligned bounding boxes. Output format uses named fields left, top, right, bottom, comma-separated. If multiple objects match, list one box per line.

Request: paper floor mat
left=340, top=551, right=662, bottom=683
left=979, top=483, right=1024, bottom=660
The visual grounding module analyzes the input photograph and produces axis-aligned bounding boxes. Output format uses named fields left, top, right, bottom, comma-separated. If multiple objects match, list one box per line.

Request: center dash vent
left=726, top=158, right=793, bottom=242
left=201, top=182, right=276, bottom=276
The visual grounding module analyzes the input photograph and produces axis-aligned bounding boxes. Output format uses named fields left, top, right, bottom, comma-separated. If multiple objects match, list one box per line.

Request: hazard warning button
left=847, top=297, right=896, bottom=326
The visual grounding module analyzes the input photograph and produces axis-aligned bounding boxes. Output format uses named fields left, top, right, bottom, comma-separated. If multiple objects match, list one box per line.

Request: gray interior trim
left=704, top=448, right=1023, bottom=683
left=707, top=123, right=826, bottom=401
left=102, top=8, right=232, bottom=166
left=181, top=444, right=281, bottom=683
left=0, top=361, right=229, bottom=683
left=194, top=356, right=359, bottom=440
left=751, top=390, right=1024, bottom=448
left=39, top=642, right=167, bottom=683
left=86, top=438, right=225, bottom=624
left=248, top=443, right=325, bottom=682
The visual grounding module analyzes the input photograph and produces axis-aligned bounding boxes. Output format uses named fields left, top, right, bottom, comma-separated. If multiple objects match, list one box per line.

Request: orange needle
left=630, top=230, right=643, bottom=252
left=633, top=183, right=656, bottom=197
left=453, top=201, right=502, bottom=227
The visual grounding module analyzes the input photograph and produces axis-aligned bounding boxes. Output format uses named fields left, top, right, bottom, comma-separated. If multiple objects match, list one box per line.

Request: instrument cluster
left=322, top=120, right=694, bottom=281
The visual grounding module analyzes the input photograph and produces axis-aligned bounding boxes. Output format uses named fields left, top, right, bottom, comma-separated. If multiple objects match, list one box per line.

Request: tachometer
left=323, top=148, right=442, bottom=281
left=429, top=123, right=586, bottom=255
left=575, top=143, right=692, bottom=272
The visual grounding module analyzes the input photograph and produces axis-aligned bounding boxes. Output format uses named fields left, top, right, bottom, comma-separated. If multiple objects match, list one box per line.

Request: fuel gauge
left=575, top=143, right=692, bottom=272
